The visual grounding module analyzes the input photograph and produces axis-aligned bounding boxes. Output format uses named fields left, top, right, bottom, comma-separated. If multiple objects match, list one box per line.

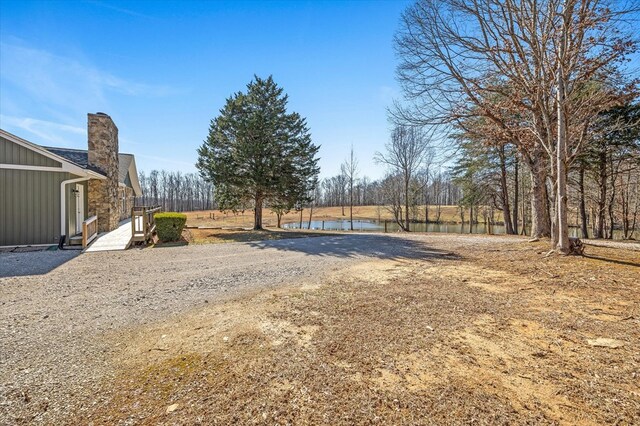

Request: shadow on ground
left=183, top=228, right=341, bottom=245
left=0, top=249, right=80, bottom=278
left=247, top=233, right=461, bottom=261
left=582, top=254, right=640, bottom=268
left=214, top=230, right=335, bottom=243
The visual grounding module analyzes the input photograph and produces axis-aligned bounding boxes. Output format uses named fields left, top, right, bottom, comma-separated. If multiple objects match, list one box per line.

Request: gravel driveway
left=0, top=233, right=453, bottom=425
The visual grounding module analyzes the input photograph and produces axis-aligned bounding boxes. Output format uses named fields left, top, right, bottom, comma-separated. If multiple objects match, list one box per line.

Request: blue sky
left=0, top=0, right=411, bottom=179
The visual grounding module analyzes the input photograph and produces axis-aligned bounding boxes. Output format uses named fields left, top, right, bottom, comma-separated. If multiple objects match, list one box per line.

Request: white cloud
left=87, top=1, right=157, bottom=19
left=0, top=116, right=198, bottom=172
left=0, top=115, right=85, bottom=147
left=0, top=41, right=181, bottom=116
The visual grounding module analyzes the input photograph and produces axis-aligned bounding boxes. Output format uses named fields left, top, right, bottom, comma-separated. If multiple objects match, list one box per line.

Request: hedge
left=155, top=212, right=187, bottom=242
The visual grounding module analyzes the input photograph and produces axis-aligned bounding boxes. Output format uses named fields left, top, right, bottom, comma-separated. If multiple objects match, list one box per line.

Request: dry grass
left=183, top=228, right=332, bottom=244
left=79, top=236, right=639, bottom=425
left=183, top=205, right=466, bottom=228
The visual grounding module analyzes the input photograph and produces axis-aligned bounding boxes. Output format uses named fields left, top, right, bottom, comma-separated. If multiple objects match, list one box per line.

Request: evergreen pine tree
left=197, top=75, right=320, bottom=230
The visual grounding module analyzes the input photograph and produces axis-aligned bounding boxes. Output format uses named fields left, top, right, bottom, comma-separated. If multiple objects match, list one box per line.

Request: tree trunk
left=550, top=171, right=559, bottom=247
left=308, top=205, right=314, bottom=230
left=425, top=194, right=430, bottom=224
left=513, top=154, right=519, bottom=234
left=555, top=11, right=570, bottom=254
left=498, top=146, right=514, bottom=234
left=595, top=149, right=607, bottom=238
left=404, top=177, right=410, bottom=232
left=607, top=177, right=616, bottom=240
left=556, top=157, right=569, bottom=252
left=621, top=170, right=631, bottom=239
left=521, top=177, right=527, bottom=236
left=608, top=199, right=615, bottom=239
left=469, top=205, right=473, bottom=233
left=254, top=193, right=263, bottom=230
left=349, top=184, right=354, bottom=230
left=529, top=164, right=551, bottom=238
left=579, top=165, right=589, bottom=239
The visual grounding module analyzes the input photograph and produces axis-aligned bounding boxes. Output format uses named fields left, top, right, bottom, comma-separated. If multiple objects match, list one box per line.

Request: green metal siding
left=0, top=136, right=62, bottom=167
left=0, top=168, right=74, bottom=246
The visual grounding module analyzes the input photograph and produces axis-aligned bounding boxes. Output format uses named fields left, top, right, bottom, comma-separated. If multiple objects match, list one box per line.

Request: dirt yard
left=1, top=233, right=638, bottom=425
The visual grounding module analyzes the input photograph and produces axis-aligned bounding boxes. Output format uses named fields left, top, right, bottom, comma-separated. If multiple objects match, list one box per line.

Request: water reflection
left=283, top=219, right=625, bottom=239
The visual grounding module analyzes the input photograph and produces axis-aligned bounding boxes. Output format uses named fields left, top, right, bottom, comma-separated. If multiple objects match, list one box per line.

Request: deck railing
left=131, top=206, right=161, bottom=243
left=82, top=215, right=98, bottom=248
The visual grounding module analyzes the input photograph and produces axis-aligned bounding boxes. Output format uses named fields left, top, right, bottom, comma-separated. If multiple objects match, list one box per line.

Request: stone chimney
left=87, top=112, right=120, bottom=233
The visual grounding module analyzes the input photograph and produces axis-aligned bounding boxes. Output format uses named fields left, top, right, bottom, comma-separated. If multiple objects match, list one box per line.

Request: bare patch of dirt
left=77, top=236, right=640, bottom=425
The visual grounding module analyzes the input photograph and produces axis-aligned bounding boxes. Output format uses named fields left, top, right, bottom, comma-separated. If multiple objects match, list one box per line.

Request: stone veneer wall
left=87, top=113, right=120, bottom=233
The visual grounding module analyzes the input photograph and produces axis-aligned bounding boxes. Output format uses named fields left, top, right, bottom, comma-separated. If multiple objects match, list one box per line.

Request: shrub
left=155, top=212, right=187, bottom=242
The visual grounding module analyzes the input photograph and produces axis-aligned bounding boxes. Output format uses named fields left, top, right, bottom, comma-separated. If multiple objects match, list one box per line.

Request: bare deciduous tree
left=341, top=145, right=359, bottom=230
left=375, top=125, right=433, bottom=231
left=137, top=170, right=214, bottom=212
left=394, top=0, right=637, bottom=252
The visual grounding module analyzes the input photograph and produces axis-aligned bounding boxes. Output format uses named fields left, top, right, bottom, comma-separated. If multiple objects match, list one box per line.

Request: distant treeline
left=135, top=170, right=214, bottom=212
left=136, top=168, right=464, bottom=218
left=315, top=172, right=462, bottom=212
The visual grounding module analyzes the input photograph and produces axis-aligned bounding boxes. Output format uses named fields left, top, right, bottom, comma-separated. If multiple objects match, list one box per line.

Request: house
left=0, top=113, right=142, bottom=247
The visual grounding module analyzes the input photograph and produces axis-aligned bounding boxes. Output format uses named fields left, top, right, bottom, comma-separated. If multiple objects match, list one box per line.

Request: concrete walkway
left=85, top=219, right=132, bottom=252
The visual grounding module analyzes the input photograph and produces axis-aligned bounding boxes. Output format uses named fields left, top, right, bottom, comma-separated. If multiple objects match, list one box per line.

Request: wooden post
left=384, top=220, right=388, bottom=233
left=82, top=220, right=88, bottom=248
left=131, top=207, right=135, bottom=239
left=143, top=207, right=147, bottom=240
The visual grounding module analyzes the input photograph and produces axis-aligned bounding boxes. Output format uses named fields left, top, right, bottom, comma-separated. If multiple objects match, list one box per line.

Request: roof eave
left=127, top=156, right=143, bottom=196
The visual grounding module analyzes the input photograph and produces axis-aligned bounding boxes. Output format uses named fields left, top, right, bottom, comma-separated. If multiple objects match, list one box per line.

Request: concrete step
left=69, top=235, right=83, bottom=245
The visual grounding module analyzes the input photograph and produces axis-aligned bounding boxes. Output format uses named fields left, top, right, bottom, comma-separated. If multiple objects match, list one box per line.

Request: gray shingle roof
left=43, top=147, right=133, bottom=187
left=118, top=153, right=134, bottom=184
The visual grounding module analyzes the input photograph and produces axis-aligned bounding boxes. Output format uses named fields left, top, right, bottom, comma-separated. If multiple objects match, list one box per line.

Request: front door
left=75, top=184, right=84, bottom=235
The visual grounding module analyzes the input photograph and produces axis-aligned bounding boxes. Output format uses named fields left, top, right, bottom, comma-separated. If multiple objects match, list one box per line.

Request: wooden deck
left=83, top=206, right=160, bottom=252
left=131, top=206, right=161, bottom=244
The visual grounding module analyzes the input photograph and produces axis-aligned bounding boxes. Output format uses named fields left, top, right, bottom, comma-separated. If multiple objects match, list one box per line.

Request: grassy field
left=184, top=205, right=469, bottom=229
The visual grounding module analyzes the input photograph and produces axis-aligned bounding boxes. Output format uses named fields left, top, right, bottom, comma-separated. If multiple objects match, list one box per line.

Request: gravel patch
left=0, top=249, right=80, bottom=278
left=0, top=233, right=483, bottom=425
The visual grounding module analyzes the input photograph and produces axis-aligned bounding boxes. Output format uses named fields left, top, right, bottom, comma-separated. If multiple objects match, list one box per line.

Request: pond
left=284, top=219, right=503, bottom=233
left=283, top=219, right=627, bottom=239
